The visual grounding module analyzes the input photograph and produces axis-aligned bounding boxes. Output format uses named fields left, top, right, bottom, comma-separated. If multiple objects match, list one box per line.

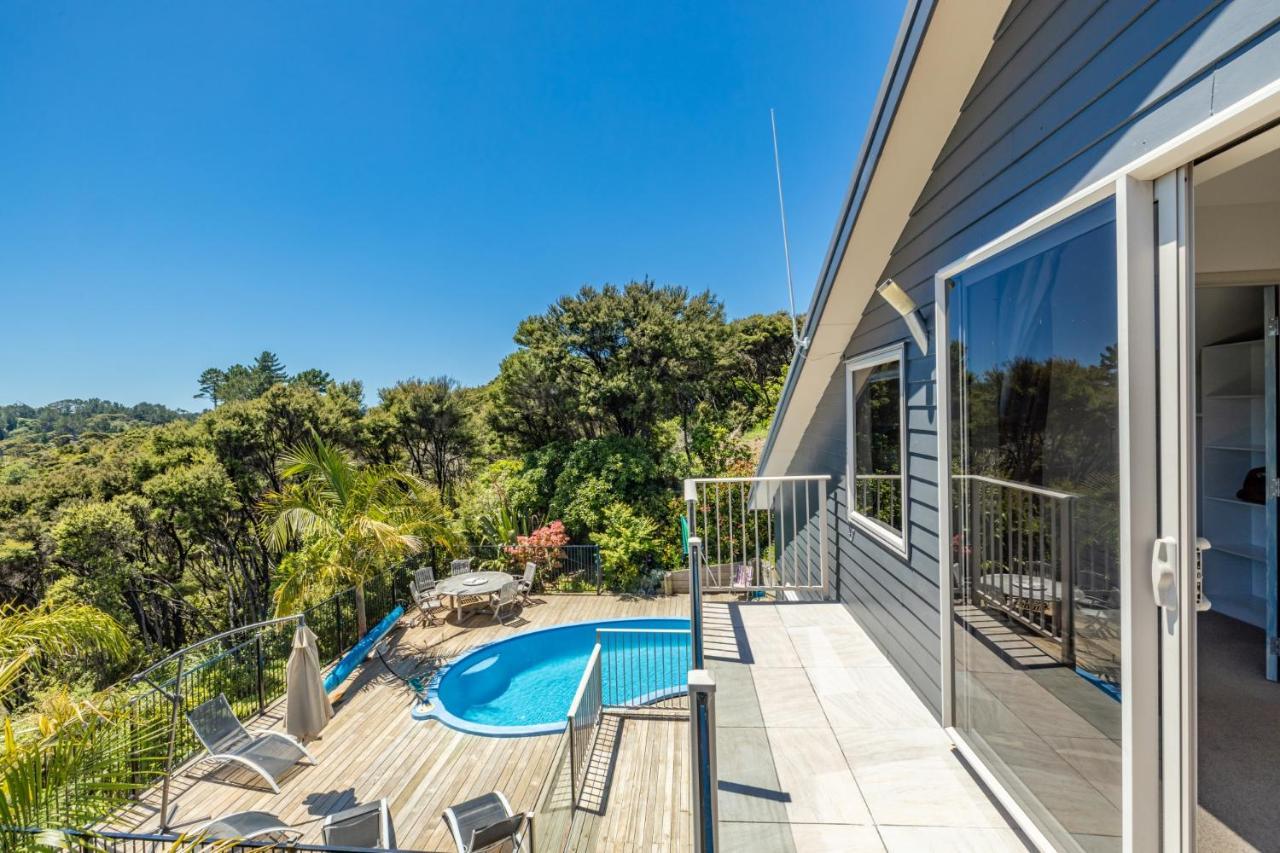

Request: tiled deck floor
left=704, top=600, right=1030, bottom=852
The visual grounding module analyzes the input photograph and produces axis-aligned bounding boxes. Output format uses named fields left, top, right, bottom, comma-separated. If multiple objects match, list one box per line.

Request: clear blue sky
left=0, top=1, right=905, bottom=411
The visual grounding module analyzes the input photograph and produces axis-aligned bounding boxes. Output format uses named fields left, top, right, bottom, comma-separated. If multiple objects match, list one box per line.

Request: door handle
left=1151, top=536, right=1179, bottom=611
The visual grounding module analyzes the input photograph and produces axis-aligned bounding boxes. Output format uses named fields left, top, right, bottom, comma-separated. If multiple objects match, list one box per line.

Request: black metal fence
left=1, top=827, right=449, bottom=852
left=440, top=544, right=603, bottom=593
left=22, top=566, right=412, bottom=841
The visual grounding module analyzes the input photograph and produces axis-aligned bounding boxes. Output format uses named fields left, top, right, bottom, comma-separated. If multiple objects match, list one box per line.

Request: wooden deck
left=105, top=593, right=690, bottom=852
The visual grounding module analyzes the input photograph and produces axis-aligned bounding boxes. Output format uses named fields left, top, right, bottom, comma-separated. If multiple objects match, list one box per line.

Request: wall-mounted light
left=876, top=278, right=929, bottom=355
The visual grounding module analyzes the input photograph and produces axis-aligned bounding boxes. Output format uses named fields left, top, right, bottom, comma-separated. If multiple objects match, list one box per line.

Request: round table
left=435, top=571, right=517, bottom=623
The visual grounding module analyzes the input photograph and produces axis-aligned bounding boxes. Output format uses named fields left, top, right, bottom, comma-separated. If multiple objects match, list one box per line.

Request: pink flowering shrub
left=505, top=520, right=569, bottom=570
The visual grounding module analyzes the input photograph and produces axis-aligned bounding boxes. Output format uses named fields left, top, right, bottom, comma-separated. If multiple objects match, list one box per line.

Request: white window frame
left=845, top=341, right=909, bottom=557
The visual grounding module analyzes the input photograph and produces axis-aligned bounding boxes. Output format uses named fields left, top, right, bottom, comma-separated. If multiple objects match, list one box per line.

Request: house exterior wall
left=779, top=0, right=1280, bottom=719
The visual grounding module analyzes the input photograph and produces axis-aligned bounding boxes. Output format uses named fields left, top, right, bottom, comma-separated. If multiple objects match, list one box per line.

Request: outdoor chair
left=516, top=562, right=536, bottom=603
left=323, top=798, right=395, bottom=849
left=414, top=565, right=436, bottom=589
left=410, top=578, right=446, bottom=627
left=491, top=581, right=519, bottom=626
left=186, top=693, right=316, bottom=793
left=451, top=558, right=475, bottom=574
left=196, top=810, right=301, bottom=843
left=441, top=791, right=532, bottom=853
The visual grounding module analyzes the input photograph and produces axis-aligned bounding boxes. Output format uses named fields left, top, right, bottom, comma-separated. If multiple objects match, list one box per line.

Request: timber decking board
left=104, top=593, right=688, bottom=853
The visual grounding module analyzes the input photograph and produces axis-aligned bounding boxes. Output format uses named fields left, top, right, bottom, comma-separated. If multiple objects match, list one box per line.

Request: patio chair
left=323, top=798, right=395, bottom=849
left=441, top=791, right=532, bottom=853
left=516, top=562, right=536, bottom=603
left=414, top=565, right=436, bottom=589
left=196, top=810, right=301, bottom=843
left=451, top=557, right=475, bottom=574
left=491, top=581, right=519, bottom=626
left=410, top=578, right=446, bottom=626
left=186, top=694, right=316, bottom=793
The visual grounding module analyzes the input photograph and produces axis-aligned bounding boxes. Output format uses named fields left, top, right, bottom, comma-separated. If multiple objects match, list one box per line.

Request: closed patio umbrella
left=287, top=624, right=333, bottom=740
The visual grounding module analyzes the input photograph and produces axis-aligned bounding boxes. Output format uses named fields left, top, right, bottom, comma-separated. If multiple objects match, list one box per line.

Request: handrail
left=954, top=473, right=1077, bottom=501
left=566, top=643, right=601, bottom=722
left=685, top=474, right=831, bottom=484
left=130, top=613, right=305, bottom=684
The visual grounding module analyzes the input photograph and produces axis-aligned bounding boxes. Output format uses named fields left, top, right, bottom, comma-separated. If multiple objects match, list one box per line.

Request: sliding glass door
left=941, top=200, right=1125, bottom=851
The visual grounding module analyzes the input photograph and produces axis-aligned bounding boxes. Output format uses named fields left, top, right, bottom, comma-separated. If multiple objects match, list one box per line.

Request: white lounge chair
left=196, top=810, right=300, bottom=843
left=441, top=791, right=531, bottom=853
left=186, top=694, right=315, bottom=793
left=323, top=798, right=394, bottom=849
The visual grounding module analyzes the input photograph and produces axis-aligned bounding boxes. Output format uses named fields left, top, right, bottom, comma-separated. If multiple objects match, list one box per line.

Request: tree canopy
left=0, top=284, right=793, bottom=706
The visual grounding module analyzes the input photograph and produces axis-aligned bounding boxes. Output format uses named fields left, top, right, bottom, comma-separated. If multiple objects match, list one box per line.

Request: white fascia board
left=758, top=0, right=1011, bottom=478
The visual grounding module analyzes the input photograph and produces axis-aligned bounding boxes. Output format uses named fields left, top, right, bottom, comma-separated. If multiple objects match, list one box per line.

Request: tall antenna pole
left=770, top=108, right=804, bottom=350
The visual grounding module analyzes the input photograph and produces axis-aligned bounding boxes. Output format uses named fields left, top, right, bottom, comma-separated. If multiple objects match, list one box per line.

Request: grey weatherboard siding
left=777, top=0, right=1280, bottom=720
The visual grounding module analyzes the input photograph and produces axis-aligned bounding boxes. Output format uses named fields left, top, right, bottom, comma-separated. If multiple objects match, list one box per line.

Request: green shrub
left=595, top=502, right=660, bottom=591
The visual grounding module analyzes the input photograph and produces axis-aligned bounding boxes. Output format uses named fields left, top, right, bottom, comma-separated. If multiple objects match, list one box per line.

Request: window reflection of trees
left=853, top=364, right=903, bottom=532
left=953, top=341, right=1121, bottom=685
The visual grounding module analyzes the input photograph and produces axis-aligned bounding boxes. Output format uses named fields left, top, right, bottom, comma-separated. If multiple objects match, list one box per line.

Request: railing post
left=1060, top=497, right=1076, bottom=666
left=254, top=632, right=266, bottom=716
left=820, top=477, right=830, bottom=600
left=334, top=595, right=343, bottom=656
left=688, top=536, right=704, bottom=669
left=688, top=669, right=718, bottom=853
left=595, top=545, right=603, bottom=595
left=566, top=715, right=577, bottom=805
left=157, top=654, right=184, bottom=833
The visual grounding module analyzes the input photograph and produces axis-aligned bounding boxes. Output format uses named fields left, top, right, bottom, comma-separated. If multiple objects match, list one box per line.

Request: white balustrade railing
left=566, top=643, right=602, bottom=804
left=596, top=627, right=692, bottom=712
left=683, top=475, right=831, bottom=594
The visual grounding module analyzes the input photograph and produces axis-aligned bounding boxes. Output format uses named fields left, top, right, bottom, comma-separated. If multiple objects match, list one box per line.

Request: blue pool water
left=418, top=617, right=691, bottom=736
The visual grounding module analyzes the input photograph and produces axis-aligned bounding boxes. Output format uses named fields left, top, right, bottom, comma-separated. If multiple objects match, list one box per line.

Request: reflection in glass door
left=946, top=200, right=1122, bottom=851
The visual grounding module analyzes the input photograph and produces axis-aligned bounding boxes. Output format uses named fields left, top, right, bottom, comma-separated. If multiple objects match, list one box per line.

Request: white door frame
left=1154, top=166, right=1197, bottom=853
left=933, top=78, right=1280, bottom=852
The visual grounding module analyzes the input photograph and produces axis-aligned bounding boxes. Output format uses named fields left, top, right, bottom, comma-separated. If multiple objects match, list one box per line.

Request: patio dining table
left=435, top=571, right=516, bottom=623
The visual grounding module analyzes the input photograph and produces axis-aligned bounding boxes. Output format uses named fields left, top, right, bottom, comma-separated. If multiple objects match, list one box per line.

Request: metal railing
left=683, top=476, right=830, bottom=594
left=0, top=828, right=448, bottom=853
left=462, top=544, right=603, bottom=593
left=26, top=566, right=411, bottom=837
left=533, top=725, right=576, bottom=853
left=852, top=473, right=903, bottom=531
left=566, top=644, right=603, bottom=805
left=688, top=670, right=718, bottom=853
left=952, top=474, right=1078, bottom=664
left=596, top=628, right=691, bottom=713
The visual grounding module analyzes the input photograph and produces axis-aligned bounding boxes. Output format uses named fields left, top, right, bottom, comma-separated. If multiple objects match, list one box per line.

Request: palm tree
left=0, top=601, right=130, bottom=707
left=0, top=602, right=161, bottom=835
left=260, top=434, right=454, bottom=636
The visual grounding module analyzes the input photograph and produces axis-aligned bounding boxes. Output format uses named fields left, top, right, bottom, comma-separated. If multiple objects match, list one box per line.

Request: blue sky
left=0, top=1, right=905, bottom=411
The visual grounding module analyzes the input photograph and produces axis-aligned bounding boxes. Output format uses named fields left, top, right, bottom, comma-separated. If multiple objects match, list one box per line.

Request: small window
left=845, top=342, right=907, bottom=553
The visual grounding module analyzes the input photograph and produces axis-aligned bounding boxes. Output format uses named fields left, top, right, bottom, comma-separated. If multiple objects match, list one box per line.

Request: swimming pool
left=416, top=617, right=691, bottom=736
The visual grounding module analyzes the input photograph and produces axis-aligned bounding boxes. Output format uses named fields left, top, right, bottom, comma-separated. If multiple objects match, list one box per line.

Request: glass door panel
left=947, top=199, right=1123, bottom=851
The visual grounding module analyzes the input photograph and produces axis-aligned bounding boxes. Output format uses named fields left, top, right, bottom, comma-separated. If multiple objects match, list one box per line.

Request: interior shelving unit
left=1200, top=339, right=1268, bottom=627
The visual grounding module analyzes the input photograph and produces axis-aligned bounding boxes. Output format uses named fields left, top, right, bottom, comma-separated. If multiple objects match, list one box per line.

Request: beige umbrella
left=287, top=623, right=333, bottom=740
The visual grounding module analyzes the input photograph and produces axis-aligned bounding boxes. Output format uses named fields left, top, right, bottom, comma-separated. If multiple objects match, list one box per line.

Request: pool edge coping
left=414, top=615, right=691, bottom=738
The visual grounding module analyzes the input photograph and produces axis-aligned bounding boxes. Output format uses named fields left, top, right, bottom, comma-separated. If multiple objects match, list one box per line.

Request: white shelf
left=1208, top=542, right=1266, bottom=562
left=1205, top=495, right=1265, bottom=509
left=1200, top=338, right=1268, bottom=631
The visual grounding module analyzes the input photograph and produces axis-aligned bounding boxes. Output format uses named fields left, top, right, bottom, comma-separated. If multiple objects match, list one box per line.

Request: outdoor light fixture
left=876, top=278, right=929, bottom=355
